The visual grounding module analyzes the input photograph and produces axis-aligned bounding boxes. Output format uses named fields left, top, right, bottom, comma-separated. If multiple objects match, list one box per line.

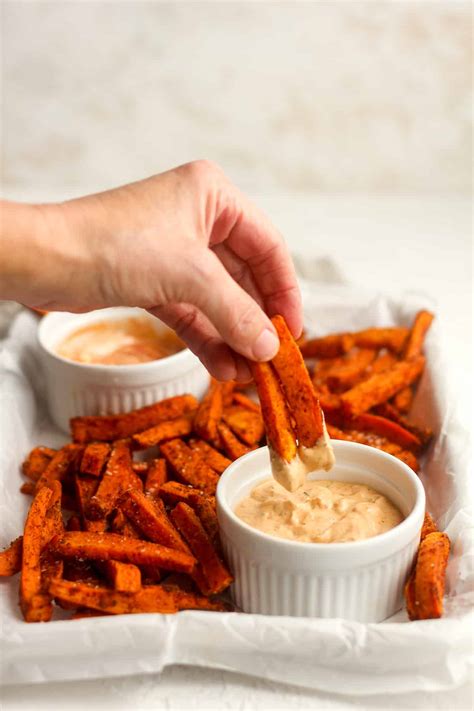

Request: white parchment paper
left=1, top=284, right=472, bottom=692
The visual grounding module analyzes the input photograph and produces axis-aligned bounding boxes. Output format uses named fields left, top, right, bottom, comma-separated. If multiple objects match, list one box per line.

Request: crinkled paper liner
left=0, top=283, right=472, bottom=691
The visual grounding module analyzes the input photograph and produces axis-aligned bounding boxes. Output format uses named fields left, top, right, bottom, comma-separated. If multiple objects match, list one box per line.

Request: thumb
left=180, top=248, right=280, bottom=362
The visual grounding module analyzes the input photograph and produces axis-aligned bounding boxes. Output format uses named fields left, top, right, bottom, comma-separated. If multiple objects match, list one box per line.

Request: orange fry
left=188, top=438, right=232, bottom=474
left=193, top=379, right=226, bottom=446
left=187, top=491, right=221, bottom=553
left=421, top=512, right=438, bottom=540
left=160, top=439, right=219, bottom=495
left=404, top=310, right=434, bottom=360
left=20, top=486, right=53, bottom=622
left=170, top=502, right=233, bottom=596
left=87, top=440, right=134, bottom=520
left=346, top=413, right=422, bottom=452
left=158, top=481, right=198, bottom=507
left=393, top=386, right=414, bottom=413
left=35, top=444, right=83, bottom=491
left=71, top=394, right=198, bottom=443
left=222, top=406, right=265, bottom=446
left=118, top=489, right=189, bottom=553
left=250, top=361, right=296, bottom=462
left=369, top=352, right=397, bottom=375
left=232, top=392, right=261, bottom=414
left=325, top=348, right=377, bottom=391
left=352, top=327, right=409, bottom=353
left=217, top=422, right=255, bottom=460
left=341, top=356, right=425, bottom=416
left=101, top=560, right=142, bottom=593
left=50, top=579, right=178, bottom=614
left=327, top=424, right=419, bottom=472
left=0, top=537, right=23, bottom=577
left=144, top=459, right=168, bottom=497
left=405, top=532, right=450, bottom=620
left=300, top=333, right=354, bottom=358
left=49, top=531, right=196, bottom=574
left=22, top=446, right=56, bottom=481
left=80, top=442, right=111, bottom=477
left=132, top=414, right=195, bottom=449
left=271, top=315, right=324, bottom=447
left=372, top=403, right=433, bottom=448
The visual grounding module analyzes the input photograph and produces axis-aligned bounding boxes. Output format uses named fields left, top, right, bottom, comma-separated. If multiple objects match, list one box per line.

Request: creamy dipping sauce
left=235, top=478, right=403, bottom=543
left=56, top=317, right=184, bottom=365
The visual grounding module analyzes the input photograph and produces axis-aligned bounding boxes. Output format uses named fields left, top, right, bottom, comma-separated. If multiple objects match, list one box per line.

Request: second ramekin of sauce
left=37, top=307, right=209, bottom=432
left=216, top=440, right=425, bottom=622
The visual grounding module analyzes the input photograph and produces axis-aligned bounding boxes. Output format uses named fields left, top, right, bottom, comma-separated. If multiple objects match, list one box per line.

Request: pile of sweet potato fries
left=0, top=309, right=449, bottom=621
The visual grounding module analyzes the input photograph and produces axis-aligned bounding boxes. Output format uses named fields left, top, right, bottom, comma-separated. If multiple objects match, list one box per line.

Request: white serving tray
left=0, top=284, right=472, bottom=692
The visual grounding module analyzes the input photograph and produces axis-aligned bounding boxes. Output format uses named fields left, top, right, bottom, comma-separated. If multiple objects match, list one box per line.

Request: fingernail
left=252, top=328, right=279, bottom=361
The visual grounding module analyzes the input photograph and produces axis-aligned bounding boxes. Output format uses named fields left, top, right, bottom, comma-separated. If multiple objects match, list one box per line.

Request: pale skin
left=0, top=160, right=303, bottom=380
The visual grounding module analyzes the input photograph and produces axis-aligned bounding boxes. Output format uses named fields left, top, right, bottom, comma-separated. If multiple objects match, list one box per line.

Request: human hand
left=1, top=161, right=302, bottom=380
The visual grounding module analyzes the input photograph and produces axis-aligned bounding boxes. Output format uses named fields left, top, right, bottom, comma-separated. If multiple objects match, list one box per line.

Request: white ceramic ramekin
left=216, top=441, right=425, bottom=622
left=37, top=307, right=209, bottom=433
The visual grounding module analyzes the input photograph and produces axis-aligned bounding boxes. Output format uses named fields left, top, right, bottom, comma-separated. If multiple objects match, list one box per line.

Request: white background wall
left=1, top=0, right=472, bottom=196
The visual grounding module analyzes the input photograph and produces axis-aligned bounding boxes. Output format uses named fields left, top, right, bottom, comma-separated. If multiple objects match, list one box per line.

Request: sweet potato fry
left=300, top=333, right=354, bottom=358
left=250, top=361, right=296, bottom=462
left=20, top=485, right=54, bottom=622
left=70, top=394, right=198, bottom=443
left=352, top=327, right=409, bottom=354
left=132, top=415, right=194, bottom=449
left=49, top=579, right=178, bottom=614
left=74, top=474, right=99, bottom=518
left=0, top=537, right=23, bottom=576
left=118, top=489, right=189, bottom=553
left=372, top=403, right=433, bottom=448
left=222, top=406, right=265, bottom=446
left=160, top=439, right=219, bottom=495
left=193, top=379, right=225, bottom=446
left=87, top=440, right=134, bottom=520
left=80, top=442, right=111, bottom=477
left=144, top=459, right=168, bottom=497
left=49, top=531, right=196, bottom=573
left=20, top=481, right=36, bottom=496
left=393, top=386, right=414, bottom=413
left=22, top=446, right=56, bottom=481
left=327, top=424, right=419, bottom=471
left=346, top=413, right=422, bottom=452
left=369, top=352, right=397, bottom=375
left=187, top=491, right=221, bottom=552
left=66, top=515, right=82, bottom=532
left=41, top=481, right=64, bottom=546
left=341, top=356, right=425, bottom=416
left=232, top=392, right=261, bottom=414
left=160, top=587, right=231, bottom=612
left=71, top=608, right=112, bottom=619
left=158, top=481, right=197, bottom=507
left=101, top=560, right=142, bottom=593
left=405, top=532, right=450, bottom=620
left=188, top=438, right=232, bottom=474
left=325, top=348, right=377, bottom=392
left=132, top=461, right=149, bottom=476
left=35, top=444, right=83, bottom=491
left=270, top=315, right=325, bottom=447
left=421, top=512, right=438, bottom=540
left=404, top=310, right=434, bottom=360
left=217, top=422, right=255, bottom=460
left=170, top=503, right=232, bottom=596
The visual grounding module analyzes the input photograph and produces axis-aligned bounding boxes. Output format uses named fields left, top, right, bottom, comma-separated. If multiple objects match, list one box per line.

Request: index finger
left=218, top=191, right=303, bottom=339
